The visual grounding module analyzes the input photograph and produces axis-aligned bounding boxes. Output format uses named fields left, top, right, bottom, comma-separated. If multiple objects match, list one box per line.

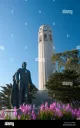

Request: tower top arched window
left=44, top=34, right=47, bottom=41
left=49, top=34, right=52, bottom=41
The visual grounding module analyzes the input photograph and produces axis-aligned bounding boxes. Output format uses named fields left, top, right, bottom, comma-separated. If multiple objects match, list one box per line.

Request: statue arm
left=15, top=69, right=20, bottom=82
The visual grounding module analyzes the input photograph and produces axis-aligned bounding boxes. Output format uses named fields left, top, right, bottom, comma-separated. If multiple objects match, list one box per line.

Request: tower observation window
left=44, top=34, right=47, bottom=41
left=49, top=34, right=52, bottom=41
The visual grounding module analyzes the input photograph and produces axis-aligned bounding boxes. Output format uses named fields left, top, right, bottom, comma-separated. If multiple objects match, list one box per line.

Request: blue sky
left=0, top=0, right=80, bottom=89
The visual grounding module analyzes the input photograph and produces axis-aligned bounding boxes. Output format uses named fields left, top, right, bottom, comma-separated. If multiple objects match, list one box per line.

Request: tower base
left=32, top=90, right=54, bottom=107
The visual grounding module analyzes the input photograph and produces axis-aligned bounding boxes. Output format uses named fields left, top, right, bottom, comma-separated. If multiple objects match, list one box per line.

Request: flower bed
left=0, top=102, right=80, bottom=120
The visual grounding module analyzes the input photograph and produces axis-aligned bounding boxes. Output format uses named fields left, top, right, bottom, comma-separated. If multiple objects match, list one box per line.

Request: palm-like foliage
left=0, top=84, right=12, bottom=109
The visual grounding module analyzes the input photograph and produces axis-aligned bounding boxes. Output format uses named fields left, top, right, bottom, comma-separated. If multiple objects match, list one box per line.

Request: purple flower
left=65, top=104, right=72, bottom=111
left=19, top=105, right=23, bottom=110
left=33, top=105, right=35, bottom=109
left=32, top=114, right=36, bottom=120
left=18, top=115, right=21, bottom=120
left=58, top=112, right=63, bottom=117
left=44, top=102, right=49, bottom=110
left=23, top=103, right=25, bottom=106
left=25, top=105, right=31, bottom=111
left=32, top=110, right=35, bottom=114
left=62, top=104, right=65, bottom=109
left=19, top=104, right=32, bottom=115
left=71, top=110, right=75, bottom=116
left=20, top=105, right=25, bottom=113
left=28, top=112, right=30, bottom=115
left=13, top=107, right=17, bottom=117
left=28, top=105, right=31, bottom=111
left=31, top=110, right=36, bottom=120
left=57, top=104, right=61, bottom=109
left=55, top=108, right=62, bottom=117
left=40, top=104, right=45, bottom=110
left=25, top=105, right=28, bottom=111
left=56, top=108, right=60, bottom=112
left=50, top=103, right=56, bottom=110
left=76, top=110, right=80, bottom=118
left=45, top=102, right=48, bottom=107
left=0, top=110, right=5, bottom=119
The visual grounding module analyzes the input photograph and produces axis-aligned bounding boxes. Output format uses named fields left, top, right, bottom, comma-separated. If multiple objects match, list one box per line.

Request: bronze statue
left=15, top=62, right=33, bottom=107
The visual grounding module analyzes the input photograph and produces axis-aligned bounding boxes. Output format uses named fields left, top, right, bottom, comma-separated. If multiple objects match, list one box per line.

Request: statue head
left=22, top=62, right=27, bottom=69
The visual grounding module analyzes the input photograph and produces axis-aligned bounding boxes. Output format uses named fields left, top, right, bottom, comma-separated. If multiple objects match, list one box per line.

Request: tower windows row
left=39, top=34, right=52, bottom=42
left=40, top=27, right=51, bottom=31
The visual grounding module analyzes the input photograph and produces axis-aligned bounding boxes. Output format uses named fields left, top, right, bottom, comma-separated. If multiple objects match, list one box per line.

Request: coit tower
left=38, top=25, right=55, bottom=90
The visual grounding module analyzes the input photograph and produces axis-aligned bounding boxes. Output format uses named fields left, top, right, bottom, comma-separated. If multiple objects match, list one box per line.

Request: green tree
left=45, top=69, right=80, bottom=104
left=52, top=49, right=80, bottom=73
left=28, top=84, right=38, bottom=104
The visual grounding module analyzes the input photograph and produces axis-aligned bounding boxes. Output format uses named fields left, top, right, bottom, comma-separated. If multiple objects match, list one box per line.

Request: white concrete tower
left=38, top=25, right=54, bottom=90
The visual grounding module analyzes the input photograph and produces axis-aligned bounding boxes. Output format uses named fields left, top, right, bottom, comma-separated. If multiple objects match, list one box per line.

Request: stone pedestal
left=0, top=109, right=16, bottom=120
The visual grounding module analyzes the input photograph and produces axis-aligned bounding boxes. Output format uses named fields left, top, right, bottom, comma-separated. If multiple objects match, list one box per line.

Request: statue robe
left=11, top=73, right=19, bottom=108
left=15, top=68, right=33, bottom=106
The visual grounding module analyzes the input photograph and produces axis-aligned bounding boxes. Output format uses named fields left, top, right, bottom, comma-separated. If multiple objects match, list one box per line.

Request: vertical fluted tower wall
left=38, top=25, right=54, bottom=90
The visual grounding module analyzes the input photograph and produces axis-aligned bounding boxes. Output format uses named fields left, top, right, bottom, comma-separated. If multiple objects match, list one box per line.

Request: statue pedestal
left=32, top=90, right=54, bottom=107
left=0, top=109, right=16, bottom=120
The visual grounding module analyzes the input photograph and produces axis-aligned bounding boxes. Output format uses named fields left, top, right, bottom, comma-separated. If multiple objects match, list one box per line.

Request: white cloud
left=0, top=46, right=4, bottom=51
